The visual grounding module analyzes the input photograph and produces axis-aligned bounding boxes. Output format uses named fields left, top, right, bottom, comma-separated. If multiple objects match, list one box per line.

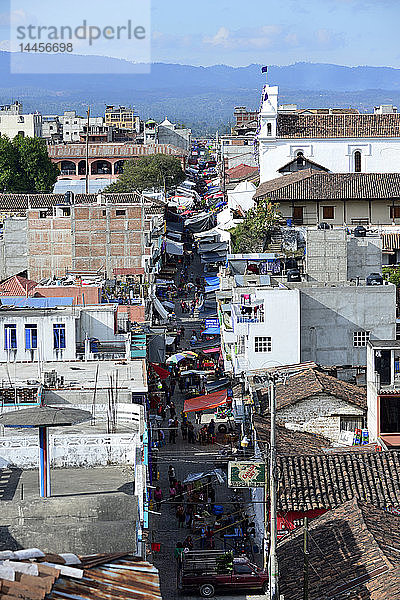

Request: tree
left=383, top=266, right=400, bottom=287
left=230, top=198, right=281, bottom=253
left=0, top=137, right=24, bottom=192
left=0, top=135, right=58, bottom=193
left=104, top=154, right=185, bottom=193
left=13, top=136, right=59, bottom=193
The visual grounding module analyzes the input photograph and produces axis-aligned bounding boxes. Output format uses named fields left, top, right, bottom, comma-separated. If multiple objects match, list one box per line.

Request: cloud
left=205, top=26, right=230, bottom=47
left=202, top=25, right=343, bottom=53
left=0, top=9, right=29, bottom=26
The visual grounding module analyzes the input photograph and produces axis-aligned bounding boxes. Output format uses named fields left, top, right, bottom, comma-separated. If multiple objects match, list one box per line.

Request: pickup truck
left=178, top=550, right=268, bottom=597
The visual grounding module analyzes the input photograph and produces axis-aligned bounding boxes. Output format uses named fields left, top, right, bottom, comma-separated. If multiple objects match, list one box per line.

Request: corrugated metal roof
left=47, top=557, right=162, bottom=600
left=0, top=553, right=161, bottom=600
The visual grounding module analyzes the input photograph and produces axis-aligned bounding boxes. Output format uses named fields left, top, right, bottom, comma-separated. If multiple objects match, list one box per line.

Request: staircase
left=268, top=228, right=283, bottom=252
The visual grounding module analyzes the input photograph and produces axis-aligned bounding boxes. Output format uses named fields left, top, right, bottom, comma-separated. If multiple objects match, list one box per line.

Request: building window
left=53, top=324, right=66, bottom=349
left=354, top=151, right=362, bottom=173
left=254, top=336, right=272, bottom=353
left=25, top=324, right=37, bottom=350
left=4, top=325, right=17, bottom=350
left=340, top=416, right=365, bottom=431
left=267, top=123, right=272, bottom=135
left=116, top=209, right=126, bottom=216
left=390, top=206, right=400, bottom=219
left=353, top=330, right=370, bottom=347
left=322, top=206, right=335, bottom=220
left=39, top=210, right=47, bottom=219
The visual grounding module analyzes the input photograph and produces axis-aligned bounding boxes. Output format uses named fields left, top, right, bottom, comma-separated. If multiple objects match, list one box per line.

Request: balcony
left=76, top=338, right=129, bottom=361
left=231, top=303, right=264, bottom=332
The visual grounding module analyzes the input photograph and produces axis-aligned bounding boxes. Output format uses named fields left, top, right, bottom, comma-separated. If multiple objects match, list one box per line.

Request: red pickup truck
left=178, top=550, right=268, bottom=597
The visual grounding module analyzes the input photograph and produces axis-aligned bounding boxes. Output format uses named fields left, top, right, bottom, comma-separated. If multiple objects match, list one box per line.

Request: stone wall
left=278, top=393, right=365, bottom=442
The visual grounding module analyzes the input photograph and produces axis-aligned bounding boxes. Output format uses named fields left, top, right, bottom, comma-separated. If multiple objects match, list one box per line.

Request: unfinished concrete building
left=26, top=194, right=164, bottom=280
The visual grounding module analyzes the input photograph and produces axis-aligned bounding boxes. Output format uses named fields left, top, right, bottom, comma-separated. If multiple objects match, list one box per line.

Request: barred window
left=254, top=336, right=272, bottom=353
left=353, top=331, right=370, bottom=347
left=237, top=335, right=246, bottom=354
left=340, top=416, right=365, bottom=431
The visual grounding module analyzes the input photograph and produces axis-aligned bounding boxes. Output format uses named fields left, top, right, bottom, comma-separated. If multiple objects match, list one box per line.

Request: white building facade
left=257, top=83, right=400, bottom=183
left=0, top=102, right=42, bottom=139
left=0, top=302, right=129, bottom=363
left=219, top=286, right=301, bottom=374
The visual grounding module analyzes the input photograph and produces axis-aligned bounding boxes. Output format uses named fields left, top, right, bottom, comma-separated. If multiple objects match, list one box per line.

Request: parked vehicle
left=178, top=550, right=268, bottom=597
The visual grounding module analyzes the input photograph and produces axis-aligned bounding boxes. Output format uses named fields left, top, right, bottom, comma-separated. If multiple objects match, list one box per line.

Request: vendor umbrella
left=166, top=353, right=187, bottom=364
left=182, top=351, right=198, bottom=358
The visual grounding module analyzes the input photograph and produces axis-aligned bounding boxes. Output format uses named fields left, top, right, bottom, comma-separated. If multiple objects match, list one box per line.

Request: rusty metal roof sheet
left=47, top=557, right=161, bottom=600
left=0, top=552, right=161, bottom=600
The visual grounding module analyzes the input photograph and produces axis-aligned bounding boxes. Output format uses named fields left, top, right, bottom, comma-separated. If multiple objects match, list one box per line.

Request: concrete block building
left=305, top=229, right=382, bottom=283
left=25, top=194, right=165, bottom=280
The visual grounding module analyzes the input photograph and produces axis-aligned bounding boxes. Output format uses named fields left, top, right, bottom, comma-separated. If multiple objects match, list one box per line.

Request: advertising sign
left=228, top=461, right=266, bottom=488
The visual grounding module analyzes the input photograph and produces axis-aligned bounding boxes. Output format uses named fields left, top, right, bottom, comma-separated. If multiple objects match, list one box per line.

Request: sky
left=0, top=0, right=399, bottom=69
left=151, top=0, right=400, bottom=68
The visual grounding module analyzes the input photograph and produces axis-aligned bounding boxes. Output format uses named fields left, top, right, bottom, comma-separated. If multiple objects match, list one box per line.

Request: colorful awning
left=150, top=363, right=170, bottom=380
left=184, top=389, right=227, bottom=413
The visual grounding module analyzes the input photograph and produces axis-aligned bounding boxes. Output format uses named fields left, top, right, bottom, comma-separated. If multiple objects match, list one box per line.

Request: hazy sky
left=0, top=0, right=398, bottom=68
left=151, top=0, right=400, bottom=67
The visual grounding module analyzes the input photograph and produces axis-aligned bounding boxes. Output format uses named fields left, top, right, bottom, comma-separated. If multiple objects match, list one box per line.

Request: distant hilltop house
left=256, top=76, right=400, bottom=183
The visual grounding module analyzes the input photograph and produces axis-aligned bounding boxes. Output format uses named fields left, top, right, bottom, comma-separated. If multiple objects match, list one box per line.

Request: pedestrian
left=174, top=541, right=184, bottom=564
left=207, top=419, right=216, bottom=443
left=154, top=485, right=163, bottom=512
left=205, top=526, right=215, bottom=549
left=170, top=401, right=176, bottom=418
left=183, top=535, right=194, bottom=550
left=176, top=480, right=184, bottom=503
left=176, top=504, right=186, bottom=528
left=169, top=484, right=177, bottom=501
left=169, top=419, right=177, bottom=444
left=187, top=422, right=196, bottom=444
left=181, top=420, right=188, bottom=440
left=171, top=379, right=176, bottom=395
left=180, top=325, right=185, bottom=338
left=158, top=428, right=165, bottom=446
left=185, top=502, right=194, bottom=528
left=168, top=465, right=176, bottom=486
left=178, top=378, right=184, bottom=393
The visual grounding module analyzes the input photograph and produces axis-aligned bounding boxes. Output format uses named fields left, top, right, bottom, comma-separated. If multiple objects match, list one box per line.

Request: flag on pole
left=261, top=66, right=268, bottom=73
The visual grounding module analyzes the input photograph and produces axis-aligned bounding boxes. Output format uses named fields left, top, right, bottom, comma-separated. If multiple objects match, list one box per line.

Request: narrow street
left=150, top=252, right=266, bottom=600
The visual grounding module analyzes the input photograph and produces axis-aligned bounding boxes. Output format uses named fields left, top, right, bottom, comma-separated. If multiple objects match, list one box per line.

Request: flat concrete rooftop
left=0, top=465, right=133, bottom=502
left=0, top=359, right=147, bottom=392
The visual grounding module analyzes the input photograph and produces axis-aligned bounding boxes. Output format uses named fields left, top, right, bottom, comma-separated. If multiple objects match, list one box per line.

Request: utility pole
left=85, top=106, right=90, bottom=194
left=303, top=517, right=309, bottom=600
left=269, top=376, right=279, bottom=600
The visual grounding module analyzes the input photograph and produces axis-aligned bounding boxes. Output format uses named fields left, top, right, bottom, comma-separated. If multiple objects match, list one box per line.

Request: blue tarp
left=204, top=276, right=220, bottom=286
left=205, top=284, right=220, bottom=293
left=0, top=297, right=73, bottom=308
left=201, top=326, right=220, bottom=335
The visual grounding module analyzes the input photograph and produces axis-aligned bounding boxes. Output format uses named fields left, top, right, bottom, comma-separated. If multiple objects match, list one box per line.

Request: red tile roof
left=255, top=171, right=400, bottom=201
left=278, top=498, right=400, bottom=600
left=0, top=275, right=37, bottom=297
left=259, top=368, right=367, bottom=411
left=278, top=112, right=400, bottom=138
left=226, top=163, right=259, bottom=182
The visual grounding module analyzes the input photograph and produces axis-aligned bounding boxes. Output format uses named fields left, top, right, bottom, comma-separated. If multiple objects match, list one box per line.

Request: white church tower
left=257, top=69, right=279, bottom=181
